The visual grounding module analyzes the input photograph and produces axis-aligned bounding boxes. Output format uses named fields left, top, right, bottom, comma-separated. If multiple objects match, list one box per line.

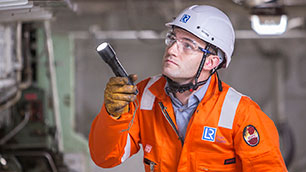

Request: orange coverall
left=89, top=74, right=287, bottom=172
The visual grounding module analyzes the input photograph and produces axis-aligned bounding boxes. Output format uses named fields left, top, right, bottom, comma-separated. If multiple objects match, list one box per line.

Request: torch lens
left=97, top=42, right=108, bottom=51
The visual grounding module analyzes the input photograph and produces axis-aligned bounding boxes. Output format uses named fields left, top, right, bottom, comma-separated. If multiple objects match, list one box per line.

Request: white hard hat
left=166, top=5, right=235, bottom=68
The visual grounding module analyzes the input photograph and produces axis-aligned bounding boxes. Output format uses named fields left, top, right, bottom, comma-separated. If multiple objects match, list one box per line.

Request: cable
left=121, top=96, right=140, bottom=132
left=0, top=112, right=30, bottom=145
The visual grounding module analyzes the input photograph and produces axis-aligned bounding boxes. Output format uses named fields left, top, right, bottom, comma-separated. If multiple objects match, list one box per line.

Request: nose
left=167, top=41, right=179, bottom=55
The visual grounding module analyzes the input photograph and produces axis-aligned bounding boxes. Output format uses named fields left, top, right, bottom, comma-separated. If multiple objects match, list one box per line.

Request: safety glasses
left=165, top=31, right=213, bottom=55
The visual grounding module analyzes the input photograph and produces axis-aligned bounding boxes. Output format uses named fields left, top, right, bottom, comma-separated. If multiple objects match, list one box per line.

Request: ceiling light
left=251, top=14, right=288, bottom=35
left=0, top=0, right=28, bottom=8
left=250, top=6, right=287, bottom=35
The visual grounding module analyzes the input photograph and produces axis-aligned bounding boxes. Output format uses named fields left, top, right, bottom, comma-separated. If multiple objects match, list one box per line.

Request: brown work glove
left=104, top=74, right=138, bottom=118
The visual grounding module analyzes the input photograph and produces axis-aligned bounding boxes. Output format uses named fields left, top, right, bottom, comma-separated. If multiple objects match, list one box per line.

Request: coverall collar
left=149, top=73, right=220, bottom=104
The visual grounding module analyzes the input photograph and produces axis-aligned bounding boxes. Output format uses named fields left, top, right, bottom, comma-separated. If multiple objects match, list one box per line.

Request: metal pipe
left=0, top=78, right=16, bottom=88
left=13, top=151, right=58, bottom=172
left=274, top=57, right=286, bottom=122
left=0, top=22, right=23, bottom=111
left=272, top=57, right=295, bottom=167
left=19, top=23, right=32, bottom=89
left=15, top=22, right=22, bottom=72
left=43, top=20, right=64, bottom=152
left=0, top=86, right=18, bottom=103
left=0, top=112, right=30, bottom=145
left=0, top=90, right=21, bottom=111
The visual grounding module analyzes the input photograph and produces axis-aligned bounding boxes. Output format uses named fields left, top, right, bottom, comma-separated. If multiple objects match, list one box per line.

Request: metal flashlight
left=96, top=42, right=135, bottom=85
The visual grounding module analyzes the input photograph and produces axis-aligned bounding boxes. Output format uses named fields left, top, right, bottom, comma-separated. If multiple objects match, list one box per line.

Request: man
left=89, top=5, right=287, bottom=172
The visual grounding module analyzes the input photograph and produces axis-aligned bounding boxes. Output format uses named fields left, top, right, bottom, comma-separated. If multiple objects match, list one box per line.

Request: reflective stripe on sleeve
left=121, top=133, right=131, bottom=163
left=218, top=87, right=242, bottom=129
left=140, top=75, right=161, bottom=110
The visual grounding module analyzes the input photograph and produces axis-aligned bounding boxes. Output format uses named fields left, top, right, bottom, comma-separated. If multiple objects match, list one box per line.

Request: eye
left=170, top=35, right=176, bottom=41
left=165, top=34, right=176, bottom=46
left=183, top=42, right=193, bottom=49
left=166, top=33, right=175, bottom=41
left=181, top=40, right=195, bottom=50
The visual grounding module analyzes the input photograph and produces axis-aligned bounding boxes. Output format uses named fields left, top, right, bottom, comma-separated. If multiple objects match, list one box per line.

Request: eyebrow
left=173, top=30, right=205, bottom=48
left=181, top=37, right=205, bottom=49
left=181, top=37, right=197, bottom=43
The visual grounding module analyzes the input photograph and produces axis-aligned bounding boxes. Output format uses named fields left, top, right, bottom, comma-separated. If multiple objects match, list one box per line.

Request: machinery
left=0, top=22, right=67, bottom=172
left=0, top=1, right=89, bottom=169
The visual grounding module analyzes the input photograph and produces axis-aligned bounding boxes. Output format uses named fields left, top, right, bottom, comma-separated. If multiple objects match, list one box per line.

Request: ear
left=203, top=55, right=220, bottom=71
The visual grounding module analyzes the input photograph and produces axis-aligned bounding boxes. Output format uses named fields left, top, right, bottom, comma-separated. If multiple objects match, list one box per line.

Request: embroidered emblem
left=243, top=125, right=260, bottom=147
left=202, top=126, right=217, bottom=142
left=180, top=14, right=191, bottom=23
left=144, top=144, right=152, bottom=153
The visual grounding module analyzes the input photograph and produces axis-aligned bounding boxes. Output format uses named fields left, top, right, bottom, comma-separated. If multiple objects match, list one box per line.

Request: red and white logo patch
left=243, top=125, right=260, bottom=147
left=144, top=144, right=152, bottom=153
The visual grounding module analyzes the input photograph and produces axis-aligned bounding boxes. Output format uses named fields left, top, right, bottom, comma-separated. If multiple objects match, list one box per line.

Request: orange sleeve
left=88, top=102, right=141, bottom=168
left=88, top=78, right=150, bottom=168
left=233, top=97, right=288, bottom=172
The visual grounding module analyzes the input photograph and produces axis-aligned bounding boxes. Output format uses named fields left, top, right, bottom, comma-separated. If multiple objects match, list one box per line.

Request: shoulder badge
left=243, top=125, right=260, bottom=147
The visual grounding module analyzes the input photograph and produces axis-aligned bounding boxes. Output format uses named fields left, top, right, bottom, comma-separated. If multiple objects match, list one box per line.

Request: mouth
left=164, top=59, right=178, bottom=66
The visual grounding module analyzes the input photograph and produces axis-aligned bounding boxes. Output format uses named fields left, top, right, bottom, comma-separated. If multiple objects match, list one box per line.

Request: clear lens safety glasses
left=165, top=32, right=212, bottom=55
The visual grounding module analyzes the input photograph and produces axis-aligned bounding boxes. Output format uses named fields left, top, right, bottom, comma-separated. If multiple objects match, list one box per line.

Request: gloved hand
left=104, top=74, right=138, bottom=118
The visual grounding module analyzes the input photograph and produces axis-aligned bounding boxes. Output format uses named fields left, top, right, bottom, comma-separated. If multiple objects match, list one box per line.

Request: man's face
left=162, top=28, right=208, bottom=84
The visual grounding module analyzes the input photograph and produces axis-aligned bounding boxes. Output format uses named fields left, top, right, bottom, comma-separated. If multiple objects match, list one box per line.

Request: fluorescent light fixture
left=251, top=14, right=288, bottom=35
left=0, top=0, right=28, bottom=8
left=0, top=6, right=53, bottom=22
left=0, top=1, right=32, bottom=11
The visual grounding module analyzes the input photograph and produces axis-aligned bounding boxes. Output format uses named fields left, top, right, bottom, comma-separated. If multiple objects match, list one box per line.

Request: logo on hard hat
left=180, top=14, right=191, bottom=23
left=243, top=125, right=260, bottom=147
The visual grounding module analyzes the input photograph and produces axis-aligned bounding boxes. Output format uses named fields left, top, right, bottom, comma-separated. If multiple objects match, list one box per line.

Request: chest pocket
left=195, top=152, right=238, bottom=172
left=142, top=141, right=161, bottom=172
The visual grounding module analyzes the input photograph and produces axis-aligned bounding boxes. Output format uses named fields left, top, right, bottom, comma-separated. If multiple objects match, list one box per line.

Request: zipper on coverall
left=158, top=102, right=184, bottom=145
